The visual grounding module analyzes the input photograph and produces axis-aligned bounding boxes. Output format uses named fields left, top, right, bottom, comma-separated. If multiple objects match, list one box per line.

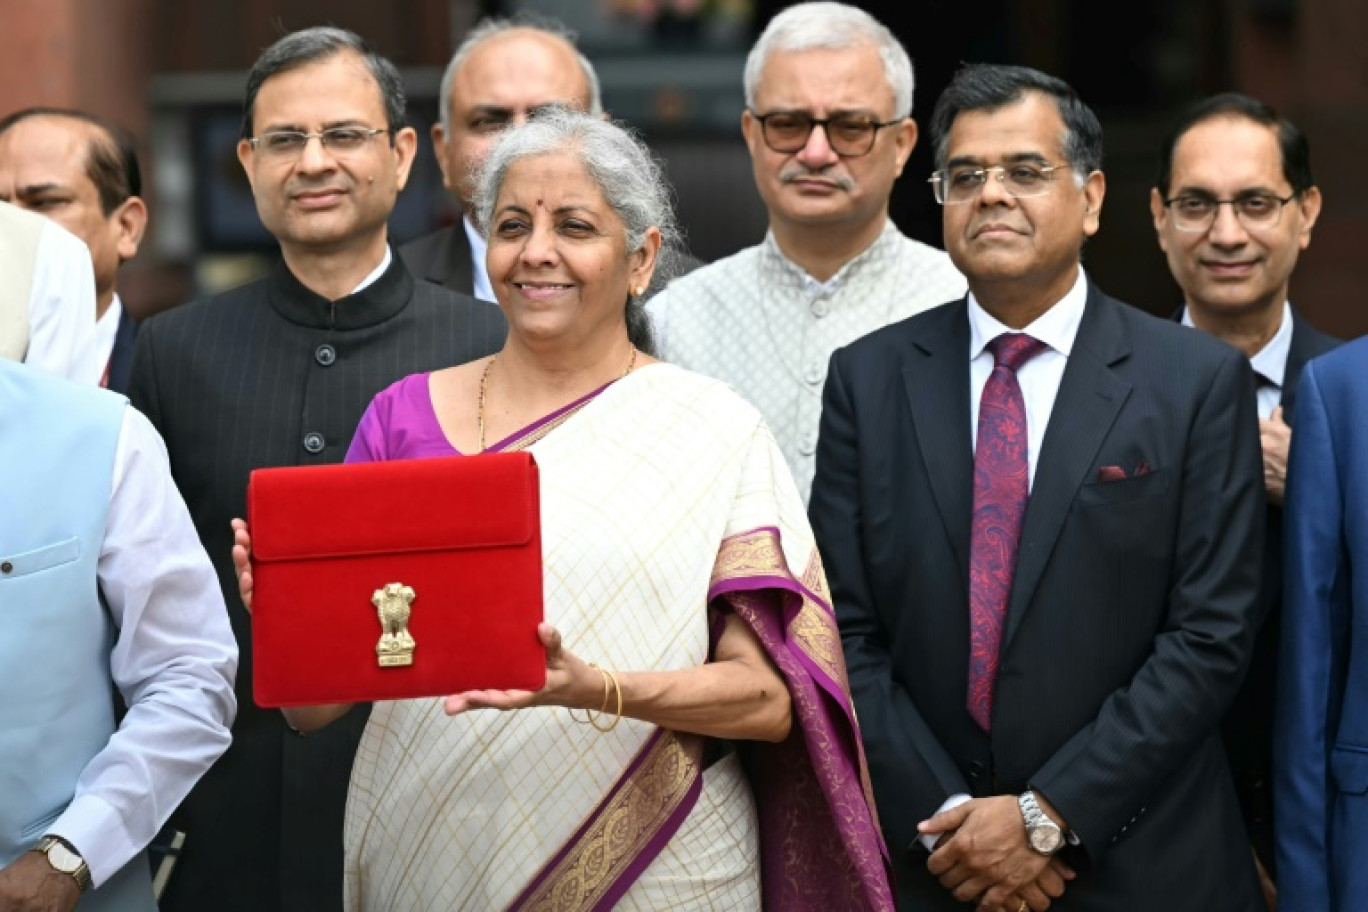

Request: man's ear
left=114, top=196, right=148, bottom=263
left=1296, top=185, right=1322, bottom=251
left=892, top=118, right=918, bottom=178
left=431, top=122, right=455, bottom=190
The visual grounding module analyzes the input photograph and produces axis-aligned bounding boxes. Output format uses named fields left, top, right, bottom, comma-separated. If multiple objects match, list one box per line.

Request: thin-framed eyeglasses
left=928, top=163, right=1069, bottom=205
left=748, top=109, right=904, bottom=158
left=1161, top=192, right=1297, bottom=232
left=247, top=127, right=392, bottom=159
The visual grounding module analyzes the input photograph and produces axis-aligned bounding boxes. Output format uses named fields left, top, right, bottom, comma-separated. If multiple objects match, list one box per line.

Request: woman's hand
left=230, top=518, right=253, bottom=612
left=444, top=623, right=600, bottom=715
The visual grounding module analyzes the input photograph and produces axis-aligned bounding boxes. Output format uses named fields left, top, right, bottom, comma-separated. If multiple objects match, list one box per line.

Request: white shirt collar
left=351, top=246, right=393, bottom=295
left=463, top=215, right=494, bottom=302
left=94, top=293, right=123, bottom=377
left=1180, top=300, right=1291, bottom=389
left=968, top=266, right=1089, bottom=360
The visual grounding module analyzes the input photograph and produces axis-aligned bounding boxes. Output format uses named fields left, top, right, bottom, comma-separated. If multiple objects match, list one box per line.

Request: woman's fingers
left=444, top=689, right=536, bottom=715
left=230, top=518, right=253, bottom=612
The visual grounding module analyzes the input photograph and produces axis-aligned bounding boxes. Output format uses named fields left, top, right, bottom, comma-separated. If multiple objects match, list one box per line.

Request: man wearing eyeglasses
left=647, top=1, right=964, bottom=503
left=1151, top=92, right=1337, bottom=909
left=811, top=63, right=1266, bottom=911
left=126, top=27, right=505, bottom=912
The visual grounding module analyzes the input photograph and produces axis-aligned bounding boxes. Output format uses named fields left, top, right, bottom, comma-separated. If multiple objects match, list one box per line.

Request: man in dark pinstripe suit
left=811, top=64, right=1267, bottom=910
left=127, top=27, right=505, bottom=912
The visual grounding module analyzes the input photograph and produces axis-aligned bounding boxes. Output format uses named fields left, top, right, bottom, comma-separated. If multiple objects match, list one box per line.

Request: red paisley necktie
left=967, top=332, right=1045, bottom=731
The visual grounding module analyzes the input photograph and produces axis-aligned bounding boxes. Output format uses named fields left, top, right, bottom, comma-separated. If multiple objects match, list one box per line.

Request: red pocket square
left=1097, top=461, right=1152, bottom=482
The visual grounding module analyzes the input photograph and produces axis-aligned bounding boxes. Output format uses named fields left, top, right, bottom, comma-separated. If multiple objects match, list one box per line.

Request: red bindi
left=536, top=198, right=543, bottom=207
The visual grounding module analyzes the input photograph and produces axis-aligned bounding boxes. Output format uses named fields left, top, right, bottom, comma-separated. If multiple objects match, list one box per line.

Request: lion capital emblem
left=372, top=582, right=416, bottom=667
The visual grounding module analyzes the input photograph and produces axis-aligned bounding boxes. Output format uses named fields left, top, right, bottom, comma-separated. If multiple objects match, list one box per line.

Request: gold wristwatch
left=32, top=835, right=92, bottom=893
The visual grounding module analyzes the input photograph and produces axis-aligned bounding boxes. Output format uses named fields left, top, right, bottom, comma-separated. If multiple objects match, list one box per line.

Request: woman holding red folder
left=234, top=106, right=891, bottom=911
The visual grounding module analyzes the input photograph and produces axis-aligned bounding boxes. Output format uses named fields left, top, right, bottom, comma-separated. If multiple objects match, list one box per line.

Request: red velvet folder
left=249, top=452, right=545, bottom=707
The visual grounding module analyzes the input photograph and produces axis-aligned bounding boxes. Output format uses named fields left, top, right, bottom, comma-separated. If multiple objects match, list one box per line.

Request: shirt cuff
left=918, top=792, right=973, bottom=853
left=47, top=793, right=134, bottom=889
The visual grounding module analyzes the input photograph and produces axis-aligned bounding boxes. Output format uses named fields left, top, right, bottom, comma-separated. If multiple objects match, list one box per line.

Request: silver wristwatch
left=1018, top=791, right=1065, bottom=855
left=32, top=835, right=92, bottom=892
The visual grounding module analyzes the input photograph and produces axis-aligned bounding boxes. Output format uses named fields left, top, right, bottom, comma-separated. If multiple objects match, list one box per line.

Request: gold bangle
left=589, top=667, right=623, bottom=733
left=569, top=663, right=612, bottom=726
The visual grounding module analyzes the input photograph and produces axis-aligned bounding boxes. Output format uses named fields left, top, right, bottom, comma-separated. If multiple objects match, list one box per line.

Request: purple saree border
left=506, top=728, right=704, bottom=912
left=488, top=379, right=615, bottom=453
left=710, top=568, right=855, bottom=723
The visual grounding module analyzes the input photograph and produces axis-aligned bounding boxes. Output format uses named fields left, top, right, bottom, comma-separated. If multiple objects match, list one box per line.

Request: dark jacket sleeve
left=810, top=346, right=972, bottom=858
left=1031, top=347, right=1266, bottom=857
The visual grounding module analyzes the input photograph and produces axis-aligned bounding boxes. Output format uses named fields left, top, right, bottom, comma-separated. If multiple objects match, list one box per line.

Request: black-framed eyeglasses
left=1161, top=192, right=1297, bottom=232
left=248, top=127, right=392, bottom=159
left=928, top=163, right=1069, bottom=205
left=749, top=109, right=903, bottom=158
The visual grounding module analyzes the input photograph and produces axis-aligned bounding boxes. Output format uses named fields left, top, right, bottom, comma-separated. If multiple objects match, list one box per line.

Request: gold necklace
left=477, top=347, right=638, bottom=453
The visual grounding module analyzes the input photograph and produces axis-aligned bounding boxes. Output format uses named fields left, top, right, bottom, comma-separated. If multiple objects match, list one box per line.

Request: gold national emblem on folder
left=372, top=583, right=416, bottom=667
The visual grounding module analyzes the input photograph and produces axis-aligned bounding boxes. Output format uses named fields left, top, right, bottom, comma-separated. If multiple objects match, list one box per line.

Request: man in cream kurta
left=649, top=3, right=964, bottom=500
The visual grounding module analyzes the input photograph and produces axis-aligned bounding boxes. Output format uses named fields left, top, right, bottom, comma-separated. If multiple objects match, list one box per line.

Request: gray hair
left=242, top=27, right=406, bottom=139
left=744, top=2, right=913, bottom=119
left=473, top=107, right=679, bottom=353
left=438, top=16, right=604, bottom=132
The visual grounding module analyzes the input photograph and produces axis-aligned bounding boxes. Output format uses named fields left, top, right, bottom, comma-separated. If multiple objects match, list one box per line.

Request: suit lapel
left=1280, top=309, right=1339, bottom=422
left=441, top=219, right=477, bottom=296
left=1004, top=287, right=1134, bottom=647
left=902, top=303, right=975, bottom=583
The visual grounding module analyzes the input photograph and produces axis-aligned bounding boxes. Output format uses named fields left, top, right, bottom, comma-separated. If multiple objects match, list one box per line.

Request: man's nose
left=977, top=169, right=1014, bottom=207
left=1207, top=202, right=1249, bottom=247
left=296, top=134, right=336, bottom=172
left=796, top=122, right=840, bottom=168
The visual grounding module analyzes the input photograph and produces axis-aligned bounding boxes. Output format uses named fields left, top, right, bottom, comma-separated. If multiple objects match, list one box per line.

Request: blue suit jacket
left=1276, top=334, right=1368, bottom=909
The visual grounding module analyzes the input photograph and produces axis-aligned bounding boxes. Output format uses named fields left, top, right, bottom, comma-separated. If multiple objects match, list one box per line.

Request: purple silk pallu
left=508, top=526, right=895, bottom=912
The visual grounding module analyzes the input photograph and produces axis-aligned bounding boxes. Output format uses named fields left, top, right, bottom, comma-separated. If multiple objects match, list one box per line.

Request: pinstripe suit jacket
left=810, top=284, right=1267, bottom=910
left=127, top=252, right=506, bottom=912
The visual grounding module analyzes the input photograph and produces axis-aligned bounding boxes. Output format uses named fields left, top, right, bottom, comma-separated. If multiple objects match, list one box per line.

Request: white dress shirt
left=47, top=407, right=238, bottom=888
left=1181, top=301, right=1291, bottom=419
left=93, top=294, right=123, bottom=386
left=463, top=215, right=494, bottom=303
left=27, top=218, right=101, bottom=385
left=968, top=267, right=1090, bottom=489
left=354, top=246, right=393, bottom=295
left=919, top=267, right=1088, bottom=852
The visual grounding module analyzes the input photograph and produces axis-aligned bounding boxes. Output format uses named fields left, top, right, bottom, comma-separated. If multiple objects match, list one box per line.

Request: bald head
left=434, top=23, right=600, bottom=212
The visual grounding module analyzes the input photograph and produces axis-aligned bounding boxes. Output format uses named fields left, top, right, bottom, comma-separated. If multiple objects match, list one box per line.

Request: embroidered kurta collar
left=759, top=219, right=899, bottom=300
left=267, top=246, right=414, bottom=331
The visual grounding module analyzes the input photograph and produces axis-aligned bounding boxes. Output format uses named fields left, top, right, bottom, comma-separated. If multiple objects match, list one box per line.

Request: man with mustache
left=811, top=64, right=1266, bottom=910
left=126, top=27, right=505, bottom=912
left=1151, top=93, right=1336, bottom=908
left=647, top=1, right=964, bottom=502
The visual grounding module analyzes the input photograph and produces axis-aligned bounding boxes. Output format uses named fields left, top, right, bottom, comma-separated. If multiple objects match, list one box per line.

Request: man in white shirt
left=0, top=358, right=236, bottom=912
left=0, top=199, right=99, bottom=383
left=399, top=16, right=601, bottom=301
left=1151, top=92, right=1339, bottom=907
left=810, top=63, right=1266, bottom=910
left=0, top=108, right=149, bottom=392
left=648, top=1, right=965, bottom=501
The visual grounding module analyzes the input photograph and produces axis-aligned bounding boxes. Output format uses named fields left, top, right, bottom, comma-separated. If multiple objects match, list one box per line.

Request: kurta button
left=303, top=432, right=325, bottom=454
left=805, top=363, right=824, bottom=385
left=0, top=561, right=10, bottom=574
left=812, top=298, right=830, bottom=318
left=315, top=344, right=336, bottom=366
